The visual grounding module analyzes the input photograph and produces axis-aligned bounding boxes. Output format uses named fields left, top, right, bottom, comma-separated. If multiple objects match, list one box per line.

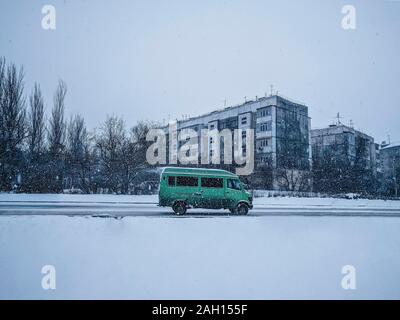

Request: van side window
left=227, top=179, right=241, bottom=190
left=176, top=176, right=198, bottom=187
left=201, top=177, right=223, bottom=188
left=168, top=176, right=175, bottom=186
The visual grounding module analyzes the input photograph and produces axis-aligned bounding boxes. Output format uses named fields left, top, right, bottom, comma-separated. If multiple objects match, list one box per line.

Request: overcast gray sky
left=1, top=0, right=399, bottom=143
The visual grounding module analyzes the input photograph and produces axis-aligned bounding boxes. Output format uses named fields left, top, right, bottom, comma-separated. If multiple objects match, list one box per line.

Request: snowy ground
left=1, top=194, right=400, bottom=299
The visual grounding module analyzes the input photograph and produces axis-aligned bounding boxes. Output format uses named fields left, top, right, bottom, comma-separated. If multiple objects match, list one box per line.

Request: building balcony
left=256, top=146, right=272, bottom=153
left=256, top=116, right=272, bottom=124
left=256, top=131, right=272, bottom=139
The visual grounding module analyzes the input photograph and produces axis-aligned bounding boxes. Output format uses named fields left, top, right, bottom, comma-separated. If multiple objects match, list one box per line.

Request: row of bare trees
left=0, top=57, right=155, bottom=194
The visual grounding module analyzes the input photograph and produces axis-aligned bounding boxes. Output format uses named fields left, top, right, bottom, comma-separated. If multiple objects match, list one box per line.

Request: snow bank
left=0, top=193, right=157, bottom=203
left=253, top=196, right=400, bottom=208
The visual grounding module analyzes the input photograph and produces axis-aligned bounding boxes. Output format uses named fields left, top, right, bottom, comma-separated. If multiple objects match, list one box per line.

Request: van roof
left=161, top=167, right=237, bottom=177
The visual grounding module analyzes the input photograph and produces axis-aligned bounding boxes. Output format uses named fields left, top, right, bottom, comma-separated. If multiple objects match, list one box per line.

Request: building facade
left=379, top=142, right=400, bottom=197
left=162, top=95, right=312, bottom=191
left=311, top=124, right=377, bottom=193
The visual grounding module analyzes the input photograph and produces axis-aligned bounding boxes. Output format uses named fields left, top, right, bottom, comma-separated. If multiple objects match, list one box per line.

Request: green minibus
left=158, top=167, right=253, bottom=215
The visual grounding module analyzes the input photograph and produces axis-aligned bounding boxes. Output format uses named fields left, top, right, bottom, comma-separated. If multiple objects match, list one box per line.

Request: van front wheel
left=236, top=203, right=249, bottom=215
left=172, top=202, right=187, bottom=215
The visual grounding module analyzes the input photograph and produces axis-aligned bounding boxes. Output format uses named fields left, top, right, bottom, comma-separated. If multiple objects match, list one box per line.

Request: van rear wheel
left=172, top=202, right=187, bottom=215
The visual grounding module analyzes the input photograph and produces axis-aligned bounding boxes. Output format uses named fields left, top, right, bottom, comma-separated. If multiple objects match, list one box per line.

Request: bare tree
left=120, top=121, right=154, bottom=193
left=47, top=80, right=67, bottom=192
left=66, top=114, right=93, bottom=193
left=27, top=83, right=45, bottom=158
left=0, top=58, right=26, bottom=191
left=96, top=115, right=126, bottom=193
left=0, top=57, right=5, bottom=136
left=19, top=83, right=47, bottom=192
left=276, top=168, right=311, bottom=192
left=48, top=80, right=67, bottom=156
left=252, top=156, right=274, bottom=189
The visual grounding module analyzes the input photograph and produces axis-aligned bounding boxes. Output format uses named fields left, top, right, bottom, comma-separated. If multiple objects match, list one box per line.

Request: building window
left=259, top=139, right=268, bottom=147
left=258, top=121, right=272, bottom=132
left=258, top=107, right=271, bottom=118
left=241, top=117, right=247, bottom=125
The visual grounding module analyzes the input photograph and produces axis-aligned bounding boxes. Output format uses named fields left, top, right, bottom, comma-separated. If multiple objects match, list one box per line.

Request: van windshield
left=227, top=179, right=242, bottom=190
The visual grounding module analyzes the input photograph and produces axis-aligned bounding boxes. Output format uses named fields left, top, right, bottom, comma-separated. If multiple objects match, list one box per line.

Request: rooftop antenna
left=244, top=96, right=247, bottom=102
left=349, top=119, right=354, bottom=127
left=224, top=99, right=227, bottom=107
left=335, top=112, right=343, bottom=125
left=388, top=135, right=391, bottom=144
left=270, top=84, right=274, bottom=96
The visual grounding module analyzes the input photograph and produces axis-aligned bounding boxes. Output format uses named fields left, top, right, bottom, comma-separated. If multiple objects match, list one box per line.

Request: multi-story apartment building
left=379, top=142, right=400, bottom=196
left=162, top=95, right=312, bottom=190
left=311, top=124, right=377, bottom=193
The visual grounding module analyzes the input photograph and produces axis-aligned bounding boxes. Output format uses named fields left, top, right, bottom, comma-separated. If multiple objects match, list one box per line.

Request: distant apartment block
left=311, top=124, right=377, bottom=193
left=379, top=142, right=400, bottom=196
left=163, top=95, right=312, bottom=191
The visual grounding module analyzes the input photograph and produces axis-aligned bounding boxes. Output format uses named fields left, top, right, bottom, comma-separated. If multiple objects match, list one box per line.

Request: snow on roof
left=381, top=141, right=400, bottom=150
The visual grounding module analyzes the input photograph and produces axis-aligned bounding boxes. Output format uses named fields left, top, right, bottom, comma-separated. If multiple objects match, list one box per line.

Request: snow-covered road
left=1, top=194, right=400, bottom=299
left=1, top=202, right=400, bottom=217
left=1, top=214, right=400, bottom=299
left=1, top=194, right=400, bottom=217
